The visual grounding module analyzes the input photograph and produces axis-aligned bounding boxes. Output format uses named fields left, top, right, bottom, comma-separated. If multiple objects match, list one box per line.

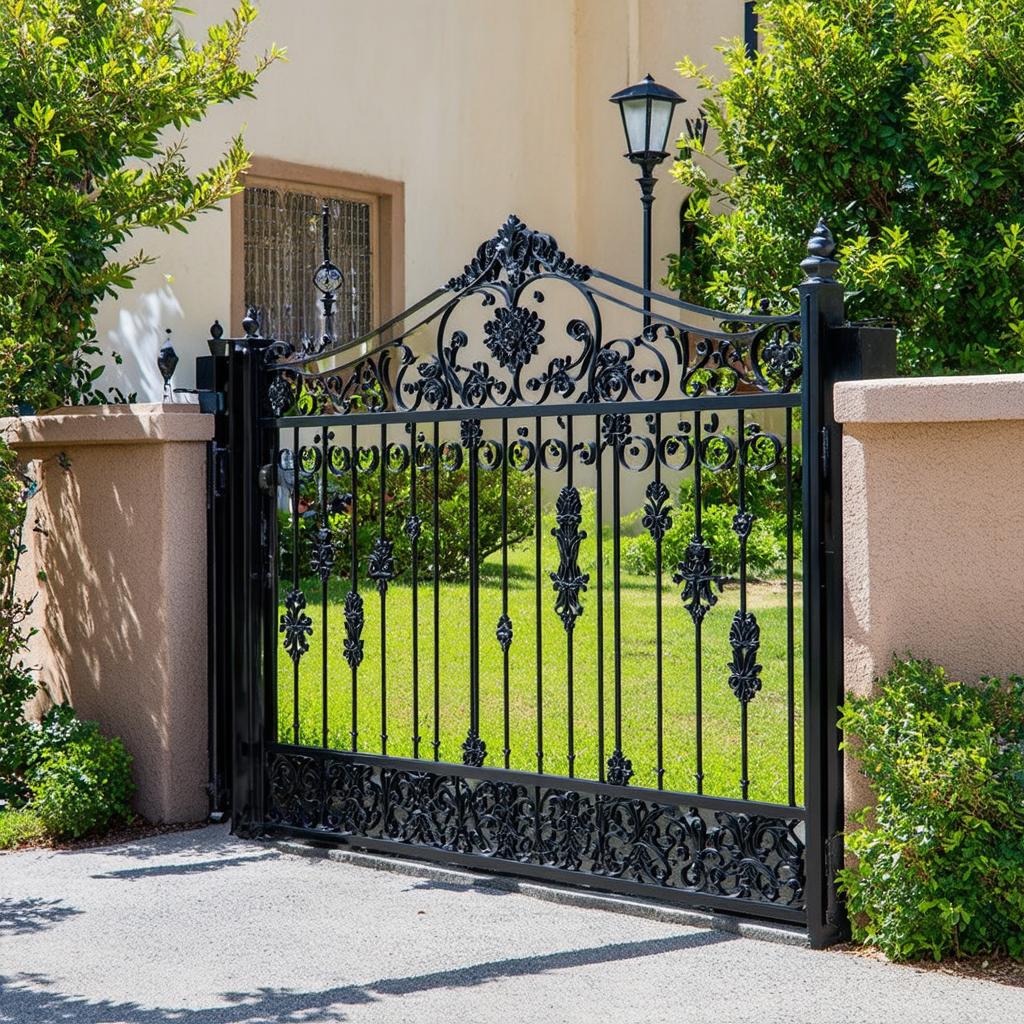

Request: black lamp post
left=609, top=73, right=684, bottom=324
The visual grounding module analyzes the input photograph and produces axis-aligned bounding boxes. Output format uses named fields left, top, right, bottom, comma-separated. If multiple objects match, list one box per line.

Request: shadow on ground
left=0, top=930, right=730, bottom=1023
left=89, top=852, right=281, bottom=881
left=0, top=898, right=83, bottom=937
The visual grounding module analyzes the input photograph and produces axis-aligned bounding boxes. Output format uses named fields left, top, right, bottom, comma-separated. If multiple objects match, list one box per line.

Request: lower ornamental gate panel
left=207, top=212, right=857, bottom=945
left=266, top=751, right=805, bottom=921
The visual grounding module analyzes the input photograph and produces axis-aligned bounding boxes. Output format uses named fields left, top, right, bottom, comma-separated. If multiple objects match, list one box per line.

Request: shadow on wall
left=32, top=447, right=165, bottom=803
left=16, top=416, right=211, bottom=823
left=101, top=285, right=186, bottom=402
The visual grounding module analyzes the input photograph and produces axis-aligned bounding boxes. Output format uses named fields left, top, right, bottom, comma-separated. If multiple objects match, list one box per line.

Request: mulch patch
left=11, top=817, right=210, bottom=853
left=836, top=942, right=1024, bottom=988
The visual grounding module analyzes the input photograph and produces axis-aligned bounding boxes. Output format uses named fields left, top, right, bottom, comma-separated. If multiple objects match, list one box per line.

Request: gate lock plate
left=258, top=463, right=277, bottom=495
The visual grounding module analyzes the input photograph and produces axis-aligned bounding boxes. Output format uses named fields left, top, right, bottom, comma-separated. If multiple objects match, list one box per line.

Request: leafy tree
left=0, top=0, right=282, bottom=412
left=0, top=0, right=279, bottom=810
left=668, top=0, right=1024, bottom=375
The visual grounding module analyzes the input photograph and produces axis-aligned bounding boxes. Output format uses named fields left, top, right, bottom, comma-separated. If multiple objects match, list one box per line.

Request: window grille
left=244, top=187, right=373, bottom=348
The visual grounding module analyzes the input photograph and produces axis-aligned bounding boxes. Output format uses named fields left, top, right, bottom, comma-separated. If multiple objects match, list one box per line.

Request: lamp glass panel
left=620, top=98, right=650, bottom=155
left=648, top=100, right=676, bottom=154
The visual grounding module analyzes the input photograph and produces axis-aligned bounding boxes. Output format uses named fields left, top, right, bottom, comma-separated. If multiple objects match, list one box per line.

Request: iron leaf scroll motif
left=607, top=749, right=634, bottom=787
left=642, top=481, right=673, bottom=541
left=343, top=590, right=365, bottom=670
left=496, top=614, right=513, bottom=653
left=309, top=528, right=335, bottom=583
left=727, top=611, right=763, bottom=704
left=462, top=730, right=487, bottom=768
left=281, top=589, right=313, bottom=666
left=549, top=486, right=590, bottom=632
left=445, top=214, right=591, bottom=292
left=367, top=538, right=396, bottom=595
left=673, top=538, right=724, bottom=625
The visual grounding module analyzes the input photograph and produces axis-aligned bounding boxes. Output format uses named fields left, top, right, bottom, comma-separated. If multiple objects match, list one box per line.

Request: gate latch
left=258, top=463, right=277, bottom=495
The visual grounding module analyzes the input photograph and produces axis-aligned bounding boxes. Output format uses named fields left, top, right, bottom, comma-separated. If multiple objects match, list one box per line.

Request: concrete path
left=2, top=823, right=1023, bottom=1023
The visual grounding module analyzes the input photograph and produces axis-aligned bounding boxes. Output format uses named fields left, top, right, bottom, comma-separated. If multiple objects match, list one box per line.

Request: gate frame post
left=222, top=318, right=276, bottom=836
left=799, top=220, right=849, bottom=948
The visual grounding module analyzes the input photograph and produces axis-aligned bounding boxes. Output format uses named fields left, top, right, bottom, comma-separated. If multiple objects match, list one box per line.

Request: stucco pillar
left=835, top=374, right=1024, bottom=818
left=2, top=404, right=214, bottom=823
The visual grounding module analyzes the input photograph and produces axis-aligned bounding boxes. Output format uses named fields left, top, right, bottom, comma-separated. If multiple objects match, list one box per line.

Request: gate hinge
left=825, top=833, right=845, bottom=926
left=211, top=443, right=228, bottom=499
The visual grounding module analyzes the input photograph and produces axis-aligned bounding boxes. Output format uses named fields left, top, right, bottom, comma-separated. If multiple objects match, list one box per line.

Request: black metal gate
left=205, top=214, right=871, bottom=947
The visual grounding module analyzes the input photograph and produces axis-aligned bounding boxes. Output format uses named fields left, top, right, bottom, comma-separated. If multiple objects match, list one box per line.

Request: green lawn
left=276, top=535, right=803, bottom=807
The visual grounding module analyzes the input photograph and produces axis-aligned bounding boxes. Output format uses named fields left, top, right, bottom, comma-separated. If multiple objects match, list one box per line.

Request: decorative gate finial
left=800, top=218, right=840, bottom=283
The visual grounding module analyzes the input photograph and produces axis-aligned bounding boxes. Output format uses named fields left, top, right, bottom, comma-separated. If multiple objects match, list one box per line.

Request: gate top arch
left=253, top=213, right=803, bottom=420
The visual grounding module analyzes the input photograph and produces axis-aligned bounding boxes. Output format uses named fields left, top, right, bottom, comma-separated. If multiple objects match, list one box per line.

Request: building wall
left=95, top=0, right=745, bottom=400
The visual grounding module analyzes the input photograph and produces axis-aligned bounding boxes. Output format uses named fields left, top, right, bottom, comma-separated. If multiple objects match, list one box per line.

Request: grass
left=276, top=528, right=803, bottom=807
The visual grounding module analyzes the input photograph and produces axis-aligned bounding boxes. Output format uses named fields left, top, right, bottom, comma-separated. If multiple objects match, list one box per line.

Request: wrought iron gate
left=206, top=214, right=863, bottom=947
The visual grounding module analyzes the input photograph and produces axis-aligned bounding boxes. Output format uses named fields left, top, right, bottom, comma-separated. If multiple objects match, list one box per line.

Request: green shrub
left=0, top=805, right=45, bottom=849
left=30, top=725, right=134, bottom=840
left=281, top=458, right=535, bottom=583
left=839, top=658, right=1024, bottom=962
left=669, top=0, right=1024, bottom=376
left=0, top=448, right=37, bottom=807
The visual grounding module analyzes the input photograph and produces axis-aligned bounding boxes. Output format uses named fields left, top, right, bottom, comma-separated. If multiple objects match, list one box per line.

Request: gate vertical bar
left=800, top=220, right=847, bottom=948
left=226, top=317, right=273, bottom=836
left=202, top=337, right=230, bottom=818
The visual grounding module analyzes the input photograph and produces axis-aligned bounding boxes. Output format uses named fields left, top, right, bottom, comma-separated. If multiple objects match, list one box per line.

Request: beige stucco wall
left=94, top=0, right=745, bottom=401
left=2, top=406, right=214, bottom=823
left=836, top=375, right=1024, bottom=816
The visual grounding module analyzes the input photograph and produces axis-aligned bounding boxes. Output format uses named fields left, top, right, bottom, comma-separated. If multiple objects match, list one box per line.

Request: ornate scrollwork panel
left=261, top=215, right=801, bottom=419
left=264, top=750, right=805, bottom=909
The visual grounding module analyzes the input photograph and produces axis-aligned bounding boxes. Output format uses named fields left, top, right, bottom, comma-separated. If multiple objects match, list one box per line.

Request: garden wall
left=2, top=404, right=213, bottom=823
left=836, top=373, right=1024, bottom=814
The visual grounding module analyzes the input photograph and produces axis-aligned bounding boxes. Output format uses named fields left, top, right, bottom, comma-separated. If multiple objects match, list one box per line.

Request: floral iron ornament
left=549, top=486, right=590, bottom=632
left=673, top=538, right=724, bottom=625
left=445, top=214, right=591, bottom=292
left=342, top=590, right=365, bottom=671
left=727, top=611, right=763, bottom=704
left=280, top=589, right=313, bottom=666
left=482, top=305, right=545, bottom=373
